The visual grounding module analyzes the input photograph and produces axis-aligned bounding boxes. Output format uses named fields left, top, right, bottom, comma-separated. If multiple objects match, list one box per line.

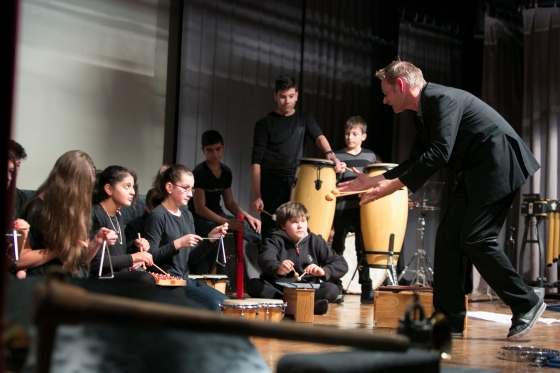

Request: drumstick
left=138, top=233, right=147, bottom=270
left=345, top=167, right=358, bottom=174
left=151, top=262, right=171, bottom=277
left=326, top=189, right=373, bottom=201
left=293, top=269, right=303, bottom=282
left=261, top=210, right=277, bottom=221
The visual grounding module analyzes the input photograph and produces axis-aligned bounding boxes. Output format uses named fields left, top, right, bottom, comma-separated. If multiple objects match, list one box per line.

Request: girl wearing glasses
left=145, top=164, right=228, bottom=311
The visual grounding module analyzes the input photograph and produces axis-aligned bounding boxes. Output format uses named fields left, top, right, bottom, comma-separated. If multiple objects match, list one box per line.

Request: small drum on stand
left=290, top=158, right=337, bottom=240
left=250, top=299, right=287, bottom=322
left=360, top=163, right=409, bottom=289
left=201, top=274, right=228, bottom=294
left=220, top=299, right=260, bottom=319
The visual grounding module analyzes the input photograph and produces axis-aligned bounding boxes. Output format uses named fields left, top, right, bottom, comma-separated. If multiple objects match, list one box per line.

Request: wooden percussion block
left=373, top=290, right=468, bottom=331
left=283, top=288, right=315, bottom=323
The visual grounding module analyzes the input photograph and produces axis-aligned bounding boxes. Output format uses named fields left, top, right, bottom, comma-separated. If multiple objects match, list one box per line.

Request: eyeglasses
left=173, top=184, right=193, bottom=193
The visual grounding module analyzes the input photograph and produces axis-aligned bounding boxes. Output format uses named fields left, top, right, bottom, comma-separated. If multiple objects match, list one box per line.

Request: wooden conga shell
left=360, top=163, right=408, bottom=289
left=220, top=300, right=260, bottom=319
left=250, top=299, right=287, bottom=322
left=290, top=158, right=337, bottom=241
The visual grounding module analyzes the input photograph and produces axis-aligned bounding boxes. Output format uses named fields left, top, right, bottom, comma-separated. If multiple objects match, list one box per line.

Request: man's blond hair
left=375, top=61, right=426, bottom=88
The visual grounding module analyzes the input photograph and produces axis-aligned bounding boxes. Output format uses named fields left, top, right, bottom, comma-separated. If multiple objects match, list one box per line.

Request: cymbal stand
left=398, top=200, right=434, bottom=286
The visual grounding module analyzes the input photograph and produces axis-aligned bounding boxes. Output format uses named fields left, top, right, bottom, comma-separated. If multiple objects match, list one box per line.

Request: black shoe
left=335, top=294, right=344, bottom=304
left=507, top=299, right=546, bottom=341
left=314, top=299, right=329, bottom=315
left=360, top=288, right=374, bottom=304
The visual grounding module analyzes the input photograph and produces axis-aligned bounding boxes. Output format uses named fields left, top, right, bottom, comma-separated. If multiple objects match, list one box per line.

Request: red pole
left=236, top=215, right=244, bottom=299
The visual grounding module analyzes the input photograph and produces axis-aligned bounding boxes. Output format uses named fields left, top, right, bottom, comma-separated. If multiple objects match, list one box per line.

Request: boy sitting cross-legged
left=245, top=201, right=348, bottom=315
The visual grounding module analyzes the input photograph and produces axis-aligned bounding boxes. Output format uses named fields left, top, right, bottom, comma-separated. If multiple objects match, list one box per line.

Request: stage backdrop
left=13, top=0, right=171, bottom=194
left=176, top=0, right=396, bottom=221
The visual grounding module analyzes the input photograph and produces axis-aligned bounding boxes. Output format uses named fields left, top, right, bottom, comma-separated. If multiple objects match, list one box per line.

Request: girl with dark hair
left=17, top=150, right=118, bottom=277
left=90, top=165, right=154, bottom=283
left=145, top=164, right=229, bottom=311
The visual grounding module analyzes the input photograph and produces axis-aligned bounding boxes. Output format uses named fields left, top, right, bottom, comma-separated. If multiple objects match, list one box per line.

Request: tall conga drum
left=360, top=163, right=408, bottom=289
left=290, top=158, right=337, bottom=240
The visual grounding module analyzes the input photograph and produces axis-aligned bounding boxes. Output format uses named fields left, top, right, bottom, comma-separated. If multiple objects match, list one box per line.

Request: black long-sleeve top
left=90, top=204, right=135, bottom=275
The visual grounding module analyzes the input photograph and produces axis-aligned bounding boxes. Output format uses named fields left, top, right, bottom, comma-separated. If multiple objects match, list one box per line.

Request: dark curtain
left=521, top=7, right=560, bottom=289
left=394, top=18, right=463, bottom=283
left=300, top=0, right=395, bottom=157
left=177, top=0, right=396, bottom=214
left=177, top=0, right=303, bottom=212
left=477, top=13, right=524, bottom=296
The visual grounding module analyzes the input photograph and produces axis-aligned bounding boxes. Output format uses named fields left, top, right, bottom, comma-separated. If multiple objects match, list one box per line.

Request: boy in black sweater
left=246, top=201, right=348, bottom=315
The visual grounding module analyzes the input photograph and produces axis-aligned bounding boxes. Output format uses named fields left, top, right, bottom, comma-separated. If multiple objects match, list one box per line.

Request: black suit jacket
left=384, top=83, right=540, bottom=207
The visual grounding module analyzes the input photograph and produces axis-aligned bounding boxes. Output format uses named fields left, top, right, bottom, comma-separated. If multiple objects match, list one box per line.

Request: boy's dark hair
left=201, top=130, right=224, bottom=147
left=345, top=116, right=367, bottom=134
left=8, top=139, right=27, bottom=160
left=275, top=201, right=310, bottom=229
left=275, top=75, right=297, bottom=93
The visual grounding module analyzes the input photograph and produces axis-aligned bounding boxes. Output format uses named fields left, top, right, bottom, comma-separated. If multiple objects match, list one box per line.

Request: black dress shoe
left=507, top=299, right=546, bottom=341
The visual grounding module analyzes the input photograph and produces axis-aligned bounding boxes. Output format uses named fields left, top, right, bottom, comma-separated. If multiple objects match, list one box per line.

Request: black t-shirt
left=189, top=161, right=232, bottom=217
left=334, top=148, right=377, bottom=182
left=13, top=188, right=28, bottom=220
left=251, top=111, right=323, bottom=177
left=334, top=148, right=377, bottom=211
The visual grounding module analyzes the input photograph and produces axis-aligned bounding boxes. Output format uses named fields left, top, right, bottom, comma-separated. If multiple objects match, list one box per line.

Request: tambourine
left=498, top=346, right=559, bottom=367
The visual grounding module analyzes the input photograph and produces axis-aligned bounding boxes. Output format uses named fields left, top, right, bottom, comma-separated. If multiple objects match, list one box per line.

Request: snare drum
left=220, top=299, right=260, bottom=319
left=290, top=158, right=337, bottom=240
left=250, top=298, right=287, bottom=322
left=360, top=163, right=408, bottom=289
left=201, top=274, right=228, bottom=294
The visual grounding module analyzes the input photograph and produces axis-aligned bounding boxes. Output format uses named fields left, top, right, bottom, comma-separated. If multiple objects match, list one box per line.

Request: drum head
left=188, top=275, right=204, bottom=279
left=222, top=299, right=259, bottom=308
left=249, top=298, right=285, bottom=305
left=297, top=158, right=335, bottom=166
left=202, top=274, right=227, bottom=279
left=363, top=163, right=398, bottom=173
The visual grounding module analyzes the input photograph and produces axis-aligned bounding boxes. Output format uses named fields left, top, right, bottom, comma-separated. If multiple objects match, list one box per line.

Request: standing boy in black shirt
left=250, top=75, right=343, bottom=240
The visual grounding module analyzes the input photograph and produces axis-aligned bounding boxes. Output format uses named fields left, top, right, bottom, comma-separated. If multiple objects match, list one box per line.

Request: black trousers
left=433, top=180, right=539, bottom=330
left=260, top=175, right=295, bottom=241
left=245, top=278, right=340, bottom=303
left=331, top=208, right=372, bottom=289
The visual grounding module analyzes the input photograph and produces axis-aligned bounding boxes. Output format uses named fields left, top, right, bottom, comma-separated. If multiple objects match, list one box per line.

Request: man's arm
left=250, top=164, right=263, bottom=213
left=315, top=135, right=343, bottom=172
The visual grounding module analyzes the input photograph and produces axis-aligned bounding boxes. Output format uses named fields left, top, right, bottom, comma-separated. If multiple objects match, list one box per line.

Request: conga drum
left=251, top=299, right=287, bottom=322
left=360, top=163, right=408, bottom=289
left=220, top=299, right=260, bottom=319
left=290, top=158, right=337, bottom=240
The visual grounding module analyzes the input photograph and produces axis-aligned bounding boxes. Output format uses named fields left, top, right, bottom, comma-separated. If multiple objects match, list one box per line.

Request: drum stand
left=398, top=200, right=434, bottom=287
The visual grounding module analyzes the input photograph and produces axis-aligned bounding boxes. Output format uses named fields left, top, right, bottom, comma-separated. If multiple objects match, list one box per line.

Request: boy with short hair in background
left=189, top=130, right=261, bottom=274
left=332, top=116, right=376, bottom=303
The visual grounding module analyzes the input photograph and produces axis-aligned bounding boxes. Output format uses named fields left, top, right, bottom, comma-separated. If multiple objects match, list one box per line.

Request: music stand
left=398, top=181, right=444, bottom=287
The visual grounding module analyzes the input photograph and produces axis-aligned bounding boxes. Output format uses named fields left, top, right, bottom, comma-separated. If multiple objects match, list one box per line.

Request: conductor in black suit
left=339, top=61, right=545, bottom=341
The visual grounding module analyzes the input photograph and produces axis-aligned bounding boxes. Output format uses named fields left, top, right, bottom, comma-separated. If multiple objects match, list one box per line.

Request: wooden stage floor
left=251, top=294, right=560, bottom=373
